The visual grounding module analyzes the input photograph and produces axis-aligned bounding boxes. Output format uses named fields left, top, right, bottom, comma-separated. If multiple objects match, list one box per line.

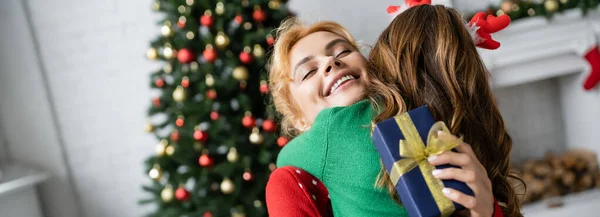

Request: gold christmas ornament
left=254, top=200, right=263, bottom=208
left=190, top=62, right=199, bottom=71
left=161, top=185, right=174, bottom=202
left=193, top=142, right=203, bottom=151
left=527, top=8, right=536, bottom=16
left=178, top=5, right=186, bottom=14
left=161, top=25, right=173, bottom=37
left=511, top=4, right=520, bottom=12
left=146, top=48, right=158, bottom=60
left=149, top=165, right=163, bottom=180
left=243, top=22, right=252, bottom=30
left=500, top=1, right=512, bottom=13
left=152, top=1, right=160, bottom=11
left=220, top=178, right=235, bottom=194
left=233, top=66, right=249, bottom=81
left=249, top=128, right=264, bottom=144
left=163, top=64, right=173, bottom=73
left=144, top=123, right=155, bottom=132
left=215, top=31, right=230, bottom=49
left=186, top=31, right=195, bottom=40
left=206, top=74, right=215, bottom=86
left=227, top=147, right=239, bottom=162
left=232, top=212, right=246, bottom=217
left=173, top=86, right=187, bottom=102
left=253, top=44, right=265, bottom=58
left=268, top=0, right=281, bottom=10
left=156, top=140, right=168, bottom=156
left=163, top=47, right=175, bottom=59
left=216, top=2, right=225, bottom=15
left=545, top=0, right=559, bottom=12
left=165, top=145, right=175, bottom=156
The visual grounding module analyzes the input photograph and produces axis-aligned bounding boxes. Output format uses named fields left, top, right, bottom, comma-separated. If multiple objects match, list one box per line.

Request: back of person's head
left=368, top=5, right=523, bottom=216
left=268, top=18, right=360, bottom=137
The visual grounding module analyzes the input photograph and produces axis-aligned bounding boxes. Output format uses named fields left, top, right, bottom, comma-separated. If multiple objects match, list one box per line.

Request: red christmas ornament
left=203, top=48, right=217, bottom=63
left=170, top=131, right=181, bottom=142
left=239, top=52, right=253, bottom=64
left=181, top=79, right=190, bottom=88
left=155, top=78, right=165, bottom=88
left=177, top=48, right=194, bottom=64
left=206, top=90, right=217, bottom=100
left=200, top=15, right=214, bottom=27
left=176, top=117, right=185, bottom=127
left=152, top=97, right=161, bottom=107
left=243, top=171, right=254, bottom=181
left=203, top=212, right=213, bottom=217
left=199, top=154, right=213, bottom=167
left=266, top=37, right=275, bottom=46
left=177, top=19, right=186, bottom=29
left=242, top=115, right=256, bottom=128
left=260, top=83, right=269, bottom=94
left=175, top=187, right=190, bottom=201
left=262, top=119, right=276, bottom=132
left=277, top=136, right=288, bottom=147
left=234, top=15, right=243, bottom=24
left=193, top=130, right=208, bottom=142
left=253, top=8, right=266, bottom=23
left=210, top=111, right=219, bottom=120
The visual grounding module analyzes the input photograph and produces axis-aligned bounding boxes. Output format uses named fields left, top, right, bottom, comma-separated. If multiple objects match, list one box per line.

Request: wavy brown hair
left=367, top=5, right=524, bottom=217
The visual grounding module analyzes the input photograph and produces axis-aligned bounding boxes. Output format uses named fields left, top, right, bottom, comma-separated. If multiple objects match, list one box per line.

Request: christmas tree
left=141, top=0, right=293, bottom=216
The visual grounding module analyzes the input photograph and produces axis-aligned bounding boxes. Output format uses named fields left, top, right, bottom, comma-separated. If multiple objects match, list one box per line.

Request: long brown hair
left=367, top=5, right=524, bottom=217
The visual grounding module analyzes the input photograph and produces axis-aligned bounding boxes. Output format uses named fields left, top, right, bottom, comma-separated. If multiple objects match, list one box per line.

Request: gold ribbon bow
left=389, top=113, right=463, bottom=217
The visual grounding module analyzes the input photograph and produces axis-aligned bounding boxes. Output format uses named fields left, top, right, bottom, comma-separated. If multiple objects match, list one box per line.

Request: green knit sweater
left=276, top=100, right=408, bottom=216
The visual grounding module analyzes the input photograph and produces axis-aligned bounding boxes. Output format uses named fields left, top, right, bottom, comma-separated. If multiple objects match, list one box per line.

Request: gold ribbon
left=389, top=113, right=463, bottom=217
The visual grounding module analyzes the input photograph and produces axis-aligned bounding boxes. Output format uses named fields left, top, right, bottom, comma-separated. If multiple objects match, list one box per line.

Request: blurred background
left=0, top=0, right=599, bottom=217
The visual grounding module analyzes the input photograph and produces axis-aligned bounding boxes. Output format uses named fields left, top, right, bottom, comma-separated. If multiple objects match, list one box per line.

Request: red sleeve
left=492, top=198, right=504, bottom=217
left=451, top=198, right=505, bottom=217
left=266, top=166, right=331, bottom=217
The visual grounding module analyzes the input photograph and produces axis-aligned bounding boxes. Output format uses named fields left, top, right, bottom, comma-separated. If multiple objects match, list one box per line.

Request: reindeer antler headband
left=387, top=0, right=511, bottom=50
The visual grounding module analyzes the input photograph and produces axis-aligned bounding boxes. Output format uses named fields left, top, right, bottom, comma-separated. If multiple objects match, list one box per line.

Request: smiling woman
left=268, top=18, right=369, bottom=137
left=286, top=32, right=368, bottom=127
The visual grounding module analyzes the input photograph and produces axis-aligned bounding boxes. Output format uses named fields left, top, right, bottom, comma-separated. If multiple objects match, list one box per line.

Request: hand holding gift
left=429, top=132, right=494, bottom=217
left=373, top=106, right=494, bottom=217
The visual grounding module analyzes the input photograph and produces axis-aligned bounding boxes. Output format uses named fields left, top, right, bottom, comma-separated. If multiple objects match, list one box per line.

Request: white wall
left=0, top=1, right=81, bottom=217
left=0, top=0, right=156, bottom=216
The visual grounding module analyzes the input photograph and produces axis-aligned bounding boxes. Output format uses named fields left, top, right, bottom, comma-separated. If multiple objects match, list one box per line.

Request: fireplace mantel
left=478, top=9, right=600, bottom=89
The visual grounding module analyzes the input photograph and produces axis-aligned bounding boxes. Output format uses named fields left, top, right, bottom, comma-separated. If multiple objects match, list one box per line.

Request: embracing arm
left=266, top=166, right=331, bottom=217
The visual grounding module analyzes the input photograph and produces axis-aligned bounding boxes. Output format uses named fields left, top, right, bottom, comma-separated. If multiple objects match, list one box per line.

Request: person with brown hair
left=265, top=4, right=520, bottom=217
left=368, top=4, right=522, bottom=217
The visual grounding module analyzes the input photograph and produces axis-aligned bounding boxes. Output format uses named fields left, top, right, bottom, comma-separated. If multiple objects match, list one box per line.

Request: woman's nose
left=325, top=60, right=342, bottom=74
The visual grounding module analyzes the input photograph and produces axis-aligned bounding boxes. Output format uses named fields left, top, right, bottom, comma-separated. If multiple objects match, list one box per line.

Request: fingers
left=454, top=142, right=476, bottom=157
left=437, top=131, right=475, bottom=156
left=432, top=168, right=477, bottom=184
left=442, top=187, right=478, bottom=210
left=428, top=151, right=472, bottom=167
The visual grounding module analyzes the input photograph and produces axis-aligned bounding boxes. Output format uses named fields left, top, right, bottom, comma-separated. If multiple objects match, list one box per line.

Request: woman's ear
left=293, top=119, right=311, bottom=132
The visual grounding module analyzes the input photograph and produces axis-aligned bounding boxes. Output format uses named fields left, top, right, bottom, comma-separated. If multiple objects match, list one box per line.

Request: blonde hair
left=268, top=18, right=359, bottom=137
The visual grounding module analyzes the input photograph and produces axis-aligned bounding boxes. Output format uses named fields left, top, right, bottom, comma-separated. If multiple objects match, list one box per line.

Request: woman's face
left=287, top=31, right=368, bottom=127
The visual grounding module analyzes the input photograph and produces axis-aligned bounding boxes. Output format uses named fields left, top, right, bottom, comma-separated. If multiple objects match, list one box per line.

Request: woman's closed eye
left=336, top=50, right=351, bottom=58
left=302, top=69, right=317, bottom=81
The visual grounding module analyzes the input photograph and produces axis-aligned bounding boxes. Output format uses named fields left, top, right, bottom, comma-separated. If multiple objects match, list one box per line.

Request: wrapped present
left=372, top=106, right=474, bottom=217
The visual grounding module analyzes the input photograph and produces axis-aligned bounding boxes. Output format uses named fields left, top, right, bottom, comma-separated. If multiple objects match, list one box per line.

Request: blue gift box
left=372, top=106, right=474, bottom=217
